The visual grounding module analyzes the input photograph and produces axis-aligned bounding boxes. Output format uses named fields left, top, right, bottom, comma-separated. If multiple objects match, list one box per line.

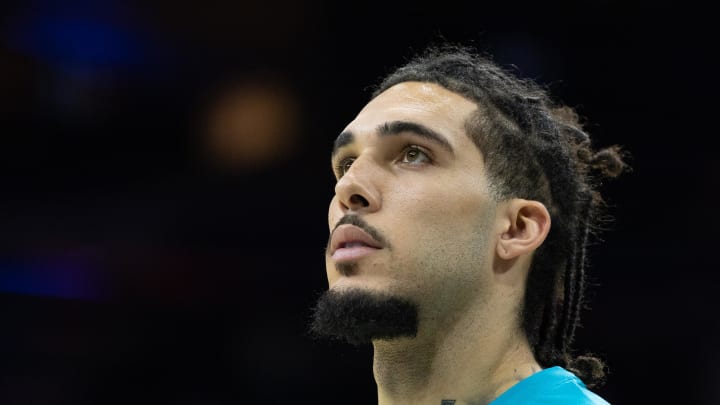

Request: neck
left=372, top=304, right=540, bottom=405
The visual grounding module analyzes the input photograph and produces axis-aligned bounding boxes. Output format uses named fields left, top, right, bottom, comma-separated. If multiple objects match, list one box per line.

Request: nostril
left=349, top=194, right=370, bottom=207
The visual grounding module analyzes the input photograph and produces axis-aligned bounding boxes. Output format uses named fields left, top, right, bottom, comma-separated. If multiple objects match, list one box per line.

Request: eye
left=400, top=145, right=431, bottom=165
left=335, top=157, right=355, bottom=177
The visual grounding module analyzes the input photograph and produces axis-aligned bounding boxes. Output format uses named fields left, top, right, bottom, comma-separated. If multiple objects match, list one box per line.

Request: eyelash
left=334, top=158, right=354, bottom=178
left=333, top=145, right=433, bottom=178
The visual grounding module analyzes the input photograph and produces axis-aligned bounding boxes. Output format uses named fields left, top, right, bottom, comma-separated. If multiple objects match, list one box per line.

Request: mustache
left=327, top=214, right=391, bottom=251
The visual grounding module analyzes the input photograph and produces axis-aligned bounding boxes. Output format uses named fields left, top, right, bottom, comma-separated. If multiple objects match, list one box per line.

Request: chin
left=328, top=273, right=396, bottom=295
left=310, top=287, right=419, bottom=345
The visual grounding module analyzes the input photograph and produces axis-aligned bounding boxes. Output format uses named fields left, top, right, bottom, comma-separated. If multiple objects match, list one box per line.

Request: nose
left=333, top=157, right=381, bottom=213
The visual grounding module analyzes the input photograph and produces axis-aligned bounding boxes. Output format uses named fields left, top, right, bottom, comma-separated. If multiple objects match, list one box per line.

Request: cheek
left=388, top=182, right=495, bottom=266
left=328, top=195, right=341, bottom=229
left=394, top=181, right=488, bottom=231
left=325, top=197, right=338, bottom=286
left=325, top=256, right=337, bottom=285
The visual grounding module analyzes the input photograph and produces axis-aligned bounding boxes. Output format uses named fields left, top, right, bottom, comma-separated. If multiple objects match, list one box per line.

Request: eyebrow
left=332, top=131, right=355, bottom=157
left=331, top=120, right=455, bottom=158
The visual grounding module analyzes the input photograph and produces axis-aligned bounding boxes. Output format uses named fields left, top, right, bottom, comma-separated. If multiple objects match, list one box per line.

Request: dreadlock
left=372, top=45, right=627, bottom=387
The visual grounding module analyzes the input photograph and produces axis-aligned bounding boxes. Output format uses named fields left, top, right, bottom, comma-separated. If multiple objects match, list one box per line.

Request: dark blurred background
left=1, top=0, right=717, bottom=404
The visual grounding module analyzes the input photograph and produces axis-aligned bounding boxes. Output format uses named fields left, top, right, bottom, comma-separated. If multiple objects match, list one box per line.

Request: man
left=311, top=45, right=625, bottom=404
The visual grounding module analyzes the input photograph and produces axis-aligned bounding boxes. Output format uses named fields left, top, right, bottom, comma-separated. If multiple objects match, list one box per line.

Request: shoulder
left=490, top=367, right=610, bottom=405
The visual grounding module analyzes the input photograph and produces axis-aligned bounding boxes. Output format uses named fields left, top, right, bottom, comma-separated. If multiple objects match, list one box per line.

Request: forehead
left=343, top=82, right=478, bottom=144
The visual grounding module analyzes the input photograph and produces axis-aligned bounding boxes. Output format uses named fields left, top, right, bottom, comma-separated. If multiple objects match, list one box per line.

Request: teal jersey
left=490, top=367, right=610, bottom=405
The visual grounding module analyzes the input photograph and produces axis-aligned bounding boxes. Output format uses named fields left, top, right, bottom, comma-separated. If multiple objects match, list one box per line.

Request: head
left=312, top=45, right=626, bottom=387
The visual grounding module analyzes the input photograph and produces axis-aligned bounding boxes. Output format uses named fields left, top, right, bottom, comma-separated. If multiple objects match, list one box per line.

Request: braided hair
left=372, top=45, right=627, bottom=387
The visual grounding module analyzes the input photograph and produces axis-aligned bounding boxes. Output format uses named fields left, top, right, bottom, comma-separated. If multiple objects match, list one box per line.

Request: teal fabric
left=489, top=367, right=610, bottom=404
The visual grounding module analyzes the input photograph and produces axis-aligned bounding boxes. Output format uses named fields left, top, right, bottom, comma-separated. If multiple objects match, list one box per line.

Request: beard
left=310, top=288, right=419, bottom=345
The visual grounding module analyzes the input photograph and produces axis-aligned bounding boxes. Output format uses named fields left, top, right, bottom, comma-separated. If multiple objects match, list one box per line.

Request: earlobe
left=496, top=199, right=551, bottom=260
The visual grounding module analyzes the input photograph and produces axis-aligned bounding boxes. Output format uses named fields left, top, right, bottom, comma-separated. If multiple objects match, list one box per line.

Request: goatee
left=310, top=288, right=418, bottom=345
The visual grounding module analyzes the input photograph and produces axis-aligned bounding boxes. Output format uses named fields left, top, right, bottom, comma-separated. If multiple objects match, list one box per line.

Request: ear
left=496, top=199, right=551, bottom=260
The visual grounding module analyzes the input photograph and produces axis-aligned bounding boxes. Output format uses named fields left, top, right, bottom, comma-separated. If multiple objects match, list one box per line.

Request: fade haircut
left=372, top=45, right=627, bottom=387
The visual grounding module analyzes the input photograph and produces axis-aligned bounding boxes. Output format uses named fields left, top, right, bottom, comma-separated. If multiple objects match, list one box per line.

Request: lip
left=329, top=224, right=383, bottom=262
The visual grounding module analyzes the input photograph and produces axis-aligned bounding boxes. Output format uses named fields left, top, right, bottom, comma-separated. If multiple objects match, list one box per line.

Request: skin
left=326, top=82, right=551, bottom=405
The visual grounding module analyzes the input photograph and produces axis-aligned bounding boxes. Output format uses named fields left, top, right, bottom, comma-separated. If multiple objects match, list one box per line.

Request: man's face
left=326, top=82, right=499, bottom=324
